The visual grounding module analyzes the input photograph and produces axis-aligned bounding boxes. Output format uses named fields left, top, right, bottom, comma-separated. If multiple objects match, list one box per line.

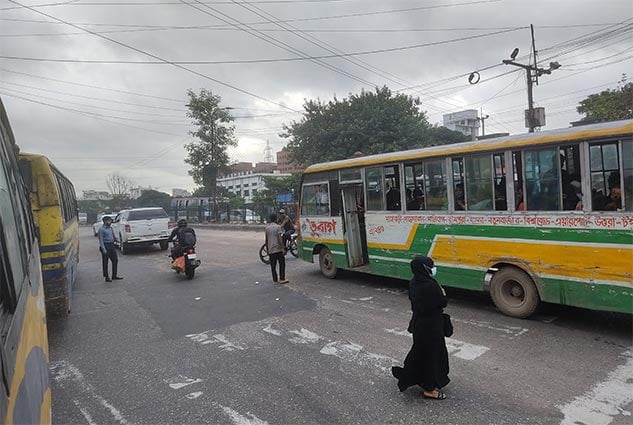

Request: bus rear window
left=128, top=209, right=167, bottom=220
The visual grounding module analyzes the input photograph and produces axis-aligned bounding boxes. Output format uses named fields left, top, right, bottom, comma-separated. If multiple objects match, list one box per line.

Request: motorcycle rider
left=168, top=219, right=196, bottom=260
left=278, top=208, right=295, bottom=251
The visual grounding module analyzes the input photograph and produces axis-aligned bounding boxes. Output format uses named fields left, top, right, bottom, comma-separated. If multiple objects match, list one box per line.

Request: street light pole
left=502, top=24, right=560, bottom=132
left=478, top=109, right=490, bottom=136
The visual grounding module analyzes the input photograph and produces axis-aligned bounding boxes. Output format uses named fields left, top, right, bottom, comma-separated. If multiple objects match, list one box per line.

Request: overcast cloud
left=1, top=0, right=631, bottom=195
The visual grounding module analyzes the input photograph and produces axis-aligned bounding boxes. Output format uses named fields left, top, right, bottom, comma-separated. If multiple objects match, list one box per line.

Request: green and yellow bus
left=0, top=99, right=51, bottom=423
left=19, top=152, right=79, bottom=318
left=298, top=119, right=633, bottom=318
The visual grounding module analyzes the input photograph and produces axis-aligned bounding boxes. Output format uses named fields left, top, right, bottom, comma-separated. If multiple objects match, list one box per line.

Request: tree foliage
left=282, top=86, right=434, bottom=166
left=133, top=189, right=172, bottom=211
left=184, top=89, right=237, bottom=218
left=577, top=76, right=633, bottom=122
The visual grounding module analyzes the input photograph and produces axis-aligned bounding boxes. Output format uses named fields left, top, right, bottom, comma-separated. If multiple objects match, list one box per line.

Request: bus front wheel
left=490, top=267, right=539, bottom=319
left=319, top=247, right=337, bottom=279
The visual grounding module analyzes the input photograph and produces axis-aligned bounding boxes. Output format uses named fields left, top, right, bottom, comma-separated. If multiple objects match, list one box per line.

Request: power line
left=6, top=0, right=301, bottom=112
left=0, top=27, right=523, bottom=64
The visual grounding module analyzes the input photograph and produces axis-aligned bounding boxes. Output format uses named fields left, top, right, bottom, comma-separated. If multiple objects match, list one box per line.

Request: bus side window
left=404, top=163, right=425, bottom=211
left=452, top=158, right=465, bottom=210
left=365, top=167, right=384, bottom=211
left=560, top=144, right=582, bottom=211
left=384, top=165, right=401, bottom=211
left=623, top=140, right=632, bottom=211
left=590, top=141, right=624, bottom=211
left=465, top=155, right=494, bottom=211
left=425, top=160, right=447, bottom=211
left=524, top=148, right=561, bottom=211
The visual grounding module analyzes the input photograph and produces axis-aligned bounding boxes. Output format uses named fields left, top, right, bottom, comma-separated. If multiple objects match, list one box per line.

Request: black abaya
left=392, top=256, right=450, bottom=392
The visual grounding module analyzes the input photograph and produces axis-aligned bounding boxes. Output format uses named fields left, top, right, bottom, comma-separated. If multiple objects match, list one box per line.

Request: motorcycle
left=259, top=232, right=298, bottom=265
left=171, top=242, right=201, bottom=279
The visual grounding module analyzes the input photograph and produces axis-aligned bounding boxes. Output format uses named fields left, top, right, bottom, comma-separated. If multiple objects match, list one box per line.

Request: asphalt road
left=48, top=227, right=633, bottom=425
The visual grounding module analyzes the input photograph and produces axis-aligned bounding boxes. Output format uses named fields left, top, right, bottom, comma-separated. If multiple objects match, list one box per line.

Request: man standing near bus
left=98, top=216, right=123, bottom=282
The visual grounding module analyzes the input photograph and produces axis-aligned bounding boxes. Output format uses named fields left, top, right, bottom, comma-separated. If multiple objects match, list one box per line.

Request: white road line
left=186, top=331, right=246, bottom=351
left=73, top=400, right=97, bottom=425
left=288, top=328, right=322, bottom=344
left=215, top=404, right=269, bottom=425
left=384, top=328, right=489, bottom=360
left=558, top=350, right=633, bottom=425
left=51, top=361, right=132, bottom=425
left=320, top=341, right=397, bottom=373
left=452, top=318, right=529, bottom=339
left=165, top=376, right=203, bottom=390
left=185, top=392, right=203, bottom=400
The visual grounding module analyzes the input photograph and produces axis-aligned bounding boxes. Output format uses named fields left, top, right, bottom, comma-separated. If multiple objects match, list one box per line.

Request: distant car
left=93, top=213, right=118, bottom=236
left=220, top=209, right=260, bottom=223
left=111, top=207, right=172, bottom=254
left=78, top=212, right=88, bottom=225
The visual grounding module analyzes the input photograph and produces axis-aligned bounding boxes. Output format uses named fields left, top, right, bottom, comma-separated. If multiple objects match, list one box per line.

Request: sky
left=1, top=0, right=632, bottom=196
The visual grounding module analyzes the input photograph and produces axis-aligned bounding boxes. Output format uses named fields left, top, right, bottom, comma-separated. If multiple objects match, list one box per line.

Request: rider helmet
left=279, top=208, right=286, bottom=214
left=177, top=219, right=187, bottom=227
left=102, top=215, right=113, bottom=223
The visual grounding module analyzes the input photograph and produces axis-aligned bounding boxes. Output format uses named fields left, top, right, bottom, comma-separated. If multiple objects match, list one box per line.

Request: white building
left=442, top=109, right=480, bottom=140
left=218, top=171, right=291, bottom=203
left=82, top=190, right=112, bottom=200
left=172, top=188, right=191, bottom=197
left=129, top=186, right=156, bottom=199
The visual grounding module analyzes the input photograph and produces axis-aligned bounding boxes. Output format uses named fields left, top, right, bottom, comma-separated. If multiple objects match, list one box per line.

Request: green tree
left=282, top=86, right=431, bottom=166
left=105, top=173, right=134, bottom=210
left=184, top=89, right=237, bottom=220
left=577, top=76, right=633, bottom=122
left=426, top=125, right=470, bottom=146
left=133, top=189, right=172, bottom=211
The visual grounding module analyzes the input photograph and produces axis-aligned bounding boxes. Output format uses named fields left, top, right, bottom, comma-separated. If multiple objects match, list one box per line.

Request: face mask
left=430, top=266, right=437, bottom=277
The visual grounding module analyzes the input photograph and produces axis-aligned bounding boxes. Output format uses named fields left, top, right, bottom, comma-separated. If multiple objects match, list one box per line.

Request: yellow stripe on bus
left=302, top=237, right=346, bottom=245
left=429, top=236, right=633, bottom=284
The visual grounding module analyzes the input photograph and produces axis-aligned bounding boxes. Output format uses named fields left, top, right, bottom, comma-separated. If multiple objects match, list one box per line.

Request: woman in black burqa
left=391, top=255, right=450, bottom=399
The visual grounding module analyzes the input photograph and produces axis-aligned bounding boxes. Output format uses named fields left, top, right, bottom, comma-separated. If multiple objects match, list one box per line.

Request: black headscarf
left=410, top=255, right=434, bottom=281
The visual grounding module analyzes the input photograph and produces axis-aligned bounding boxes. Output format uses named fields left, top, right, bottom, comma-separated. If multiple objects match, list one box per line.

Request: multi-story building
left=276, top=147, right=303, bottom=173
left=129, top=186, right=156, bottom=199
left=81, top=190, right=112, bottom=200
left=172, top=188, right=191, bottom=197
left=443, top=109, right=480, bottom=140
left=218, top=171, right=291, bottom=203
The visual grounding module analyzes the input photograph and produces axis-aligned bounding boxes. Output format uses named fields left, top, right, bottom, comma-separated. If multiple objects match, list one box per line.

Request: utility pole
left=502, top=24, right=560, bottom=132
left=478, top=109, right=490, bottom=136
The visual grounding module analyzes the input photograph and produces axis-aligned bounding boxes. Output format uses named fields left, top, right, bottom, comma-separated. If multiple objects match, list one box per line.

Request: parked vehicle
left=170, top=242, right=201, bottom=279
left=259, top=232, right=298, bottom=264
left=112, top=207, right=172, bottom=254
left=78, top=212, right=88, bottom=225
left=93, top=213, right=118, bottom=236
left=220, top=209, right=260, bottom=223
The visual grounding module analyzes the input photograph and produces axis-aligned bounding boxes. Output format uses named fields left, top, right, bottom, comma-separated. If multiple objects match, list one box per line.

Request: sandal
left=423, top=390, right=447, bottom=400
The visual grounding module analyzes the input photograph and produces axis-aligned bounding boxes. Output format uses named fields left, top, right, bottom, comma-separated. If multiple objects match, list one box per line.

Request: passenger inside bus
left=454, top=184, right=465, bottom=210
left=386, top=181, right=401, bottom=210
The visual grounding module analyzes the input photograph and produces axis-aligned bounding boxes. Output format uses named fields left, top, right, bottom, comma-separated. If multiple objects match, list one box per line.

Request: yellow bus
left=19, top=152, right=79, bottom=318
left=299, top=120, right=633, bottom=318
left=0, top=99, right=51, bottom=423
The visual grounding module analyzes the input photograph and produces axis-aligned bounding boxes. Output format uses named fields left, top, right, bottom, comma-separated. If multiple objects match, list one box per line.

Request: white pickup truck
left=112, top=207, right=172, bottom=254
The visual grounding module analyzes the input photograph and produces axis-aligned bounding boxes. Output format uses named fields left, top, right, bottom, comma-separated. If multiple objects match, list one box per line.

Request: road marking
left=320, top=341, right=397, bottom=373
left=288, top=328, right=322, bottom=344
left=186, top=331, right=246, bottom=351
left=51, top=361, right=132, bottom=425
left=452, top=318, right=529, bottom=339
left=215, top=403, right=269, bottom=425
left=384, top=328, right=489, bottom=360
left=73, top=400, right=97, bottom=425
left=165, top=376, right=203, bottom=390
left=185, top=392, right=203, bottom=400
left=558, top=350, right=633, bottom=425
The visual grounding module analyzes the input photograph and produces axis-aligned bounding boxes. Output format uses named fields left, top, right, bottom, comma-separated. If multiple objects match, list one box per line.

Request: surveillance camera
left=510, top=48, right=519, bottom=60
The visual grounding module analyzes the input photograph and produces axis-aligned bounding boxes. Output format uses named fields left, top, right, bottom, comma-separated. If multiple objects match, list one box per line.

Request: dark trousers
left=269, top=252, right=285, bottom=282
left=101, top=243, right=118, bottom=278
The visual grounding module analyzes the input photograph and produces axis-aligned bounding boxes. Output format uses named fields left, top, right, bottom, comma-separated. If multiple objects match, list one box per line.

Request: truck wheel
left=319, top=247, right=337, bottom=279
left=120, top=240, right=129, bottom=255
left=159, top=241, right=168, bottom=250
left=490, top=267, right=539, bottom=318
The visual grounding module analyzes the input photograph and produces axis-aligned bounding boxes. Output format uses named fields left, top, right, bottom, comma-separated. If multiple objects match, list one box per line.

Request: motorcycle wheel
left=259, top=244, right=271, bottom=265
left=185, top=266, right=195, bottom=280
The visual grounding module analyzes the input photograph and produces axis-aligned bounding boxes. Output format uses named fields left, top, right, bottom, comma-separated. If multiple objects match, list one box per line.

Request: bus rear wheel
left=490, top=267, right=539, bottom=319
left=319, top=247, right=337, bottom=279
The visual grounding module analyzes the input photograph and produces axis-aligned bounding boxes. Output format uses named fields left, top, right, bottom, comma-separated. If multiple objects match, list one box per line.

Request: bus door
left=341, top=186, right=365, bottom=267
